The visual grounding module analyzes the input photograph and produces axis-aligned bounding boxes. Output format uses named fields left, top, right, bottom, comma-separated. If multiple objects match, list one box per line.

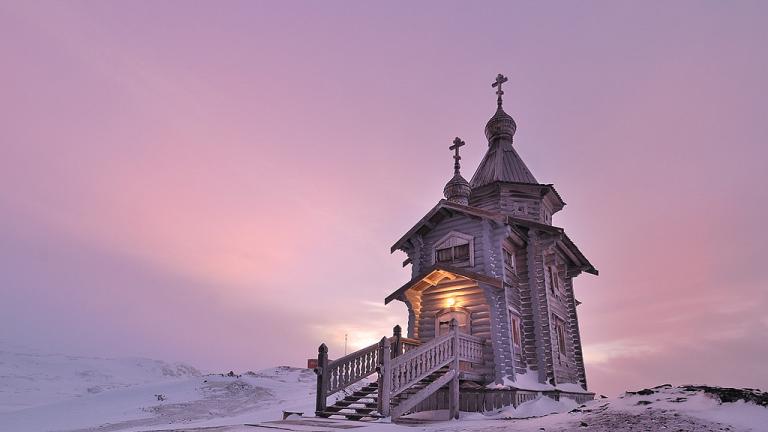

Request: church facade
left=386, top=74, right=597, bottom=392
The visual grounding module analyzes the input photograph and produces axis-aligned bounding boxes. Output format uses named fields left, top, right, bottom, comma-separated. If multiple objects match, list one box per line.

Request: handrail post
left=392, top=325, right=402, bottom=358
left=449, top=319, right=460, bottom=420
left=377, top=337, right=392, bottom=417
left=315, top=343, right=329, bottom=414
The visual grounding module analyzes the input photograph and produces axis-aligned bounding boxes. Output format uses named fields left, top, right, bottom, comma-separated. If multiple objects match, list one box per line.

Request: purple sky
left=1, top=1, right=766, bottom=396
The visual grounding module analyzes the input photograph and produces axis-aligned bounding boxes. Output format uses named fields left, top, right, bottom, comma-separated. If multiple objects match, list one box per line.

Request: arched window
left=435, top=307, right=470, bottom=336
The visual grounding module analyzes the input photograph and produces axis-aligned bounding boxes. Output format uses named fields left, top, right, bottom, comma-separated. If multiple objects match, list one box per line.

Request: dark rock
left=681, top=385, right=768, bottom=407
left=637, top=400, right=653, bottom=405
left=626, top=388, right=655, bottom=396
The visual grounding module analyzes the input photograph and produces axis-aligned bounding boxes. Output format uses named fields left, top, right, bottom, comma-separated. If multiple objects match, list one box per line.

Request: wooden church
left=313, top=75, right=597, bottom=420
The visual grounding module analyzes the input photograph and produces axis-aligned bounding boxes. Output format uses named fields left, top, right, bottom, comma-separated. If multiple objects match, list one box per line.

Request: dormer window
left=436, top=243, right=469, bottom=264
left=433, top=231, right=474, bottom=267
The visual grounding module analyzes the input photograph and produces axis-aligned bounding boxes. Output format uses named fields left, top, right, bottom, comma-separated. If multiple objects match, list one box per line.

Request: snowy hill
left=0, top=345, right=766, bottom=432
left=0, top=344, right=316, bottom=432
left=0, top=345, right=201, bottom=414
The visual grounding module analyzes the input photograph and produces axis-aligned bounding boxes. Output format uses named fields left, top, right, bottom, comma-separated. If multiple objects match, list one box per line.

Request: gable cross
left=492, top=73, right=508, bottom=108
left=449, top=137, right=465, bottom=175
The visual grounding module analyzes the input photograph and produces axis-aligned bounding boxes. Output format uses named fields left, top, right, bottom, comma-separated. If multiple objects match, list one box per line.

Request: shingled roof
left=469, top=141, right=537, bottom=188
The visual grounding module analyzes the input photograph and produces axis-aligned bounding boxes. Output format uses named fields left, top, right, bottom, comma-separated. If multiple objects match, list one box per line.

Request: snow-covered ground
left=1, top=345, right=766, bottom=432
left=0, top=344, right=201, bottom=414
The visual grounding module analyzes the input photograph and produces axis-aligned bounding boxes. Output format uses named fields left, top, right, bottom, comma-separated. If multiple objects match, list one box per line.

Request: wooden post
left=377, top=337, right=392, bottom=417
left=315, top=343, right=328, bottom=415
left=449, top=318, right=460, bottom=420
left=392, top=325, right=402, bottom=358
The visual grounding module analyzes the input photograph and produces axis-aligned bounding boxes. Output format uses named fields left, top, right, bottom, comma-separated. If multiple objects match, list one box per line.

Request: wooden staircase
left=314, top=321, right=485, bottom=421
left=317, top=382, right=382, bottom=420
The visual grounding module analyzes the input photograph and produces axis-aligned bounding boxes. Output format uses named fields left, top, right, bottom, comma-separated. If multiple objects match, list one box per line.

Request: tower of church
left=387, top=75, right=597, bottom=391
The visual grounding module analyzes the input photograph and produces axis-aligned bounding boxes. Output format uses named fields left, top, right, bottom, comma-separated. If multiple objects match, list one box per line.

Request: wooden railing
left=326, top=341, right=380, bottom=394
left=379, top=319, right=485, bottom=419
left=389, top=325, right=421, bottom=358
left=315, top=325, right=408, bottom=413
left=457, top=333, right=484, bottom=363
left=389, top=332, right=454, bottom=397
left=314, top=320, right=485, bottom=419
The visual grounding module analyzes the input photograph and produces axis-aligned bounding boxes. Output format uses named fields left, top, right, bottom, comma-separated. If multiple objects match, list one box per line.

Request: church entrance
left=436, top=308, right=470, bottom=336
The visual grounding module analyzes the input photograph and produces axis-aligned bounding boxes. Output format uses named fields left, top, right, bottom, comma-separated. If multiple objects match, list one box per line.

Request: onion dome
left=444, top=173, right=471, bottom=205
left=485, top=73, right=517, bottom=141
left=444, top=137, right=471, bottom=205
left=484, top=106, right=517, bottom=141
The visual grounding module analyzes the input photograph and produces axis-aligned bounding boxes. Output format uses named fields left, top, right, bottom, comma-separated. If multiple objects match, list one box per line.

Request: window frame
left=508, top=307, right=522, bottom=350
left=433, top=231, right=475, bottom=267
left=502, top=246, right=516, bottom=276
left=551, top=313, right=568, bottom=358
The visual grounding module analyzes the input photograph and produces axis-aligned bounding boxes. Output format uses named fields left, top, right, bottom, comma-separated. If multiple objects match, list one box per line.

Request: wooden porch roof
left=384, top=264, right=503, bottom=305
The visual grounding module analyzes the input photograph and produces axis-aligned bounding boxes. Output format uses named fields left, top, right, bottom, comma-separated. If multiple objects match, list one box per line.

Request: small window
left=436, top=247, right=453, bottom=263
left=547, top=265, right=559, bottom=295
left=503, top=247, right=516, bottom=274
left=546, top=266, right=554, bottom=294
left=454, top=244, right=469, bottom=260
left=552, top=314, right=567, bottom=356
left=508, top=310, right=521, bottom=348
left=434, top=232, right=473, bottom=266
left=557, top=324, right=566, bottom=355
left=435, top=244, right=469, bottom=264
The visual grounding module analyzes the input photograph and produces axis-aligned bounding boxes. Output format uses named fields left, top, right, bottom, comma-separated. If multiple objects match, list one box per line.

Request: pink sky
left=1, top=1, right=766, bottom=396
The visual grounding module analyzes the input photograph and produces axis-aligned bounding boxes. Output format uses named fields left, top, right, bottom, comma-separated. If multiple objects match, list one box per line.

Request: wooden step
left=353, top=407, right=377, bottom=414
left=333, top=399, right=378, bottom=408
left=316, top=410, right=383, bottom=421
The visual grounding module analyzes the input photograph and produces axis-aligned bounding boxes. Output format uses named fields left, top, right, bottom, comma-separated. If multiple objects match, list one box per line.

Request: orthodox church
left=314, top=75, right=597, bottom=419
left=387, top=74, right=597, bottom=389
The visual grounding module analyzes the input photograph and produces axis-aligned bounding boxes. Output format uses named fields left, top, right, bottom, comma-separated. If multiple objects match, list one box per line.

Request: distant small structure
left=313, top=75, right=597, bottom=421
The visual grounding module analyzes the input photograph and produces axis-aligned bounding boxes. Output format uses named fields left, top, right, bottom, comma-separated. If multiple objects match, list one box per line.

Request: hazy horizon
left=2, top=1, right=766, bottom=397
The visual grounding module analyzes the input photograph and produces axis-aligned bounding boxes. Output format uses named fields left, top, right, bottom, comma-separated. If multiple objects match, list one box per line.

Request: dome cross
left=492, top=74, right=508, bottom=108
left=449, top=137, right=465, bottom=175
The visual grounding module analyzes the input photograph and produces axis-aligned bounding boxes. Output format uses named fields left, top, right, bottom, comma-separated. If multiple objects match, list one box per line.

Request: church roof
left=390, top=200, right=504, bottom=253
left=469, top=141, right=538, bottom=188
left=390, top=200, right=597, bottom=276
